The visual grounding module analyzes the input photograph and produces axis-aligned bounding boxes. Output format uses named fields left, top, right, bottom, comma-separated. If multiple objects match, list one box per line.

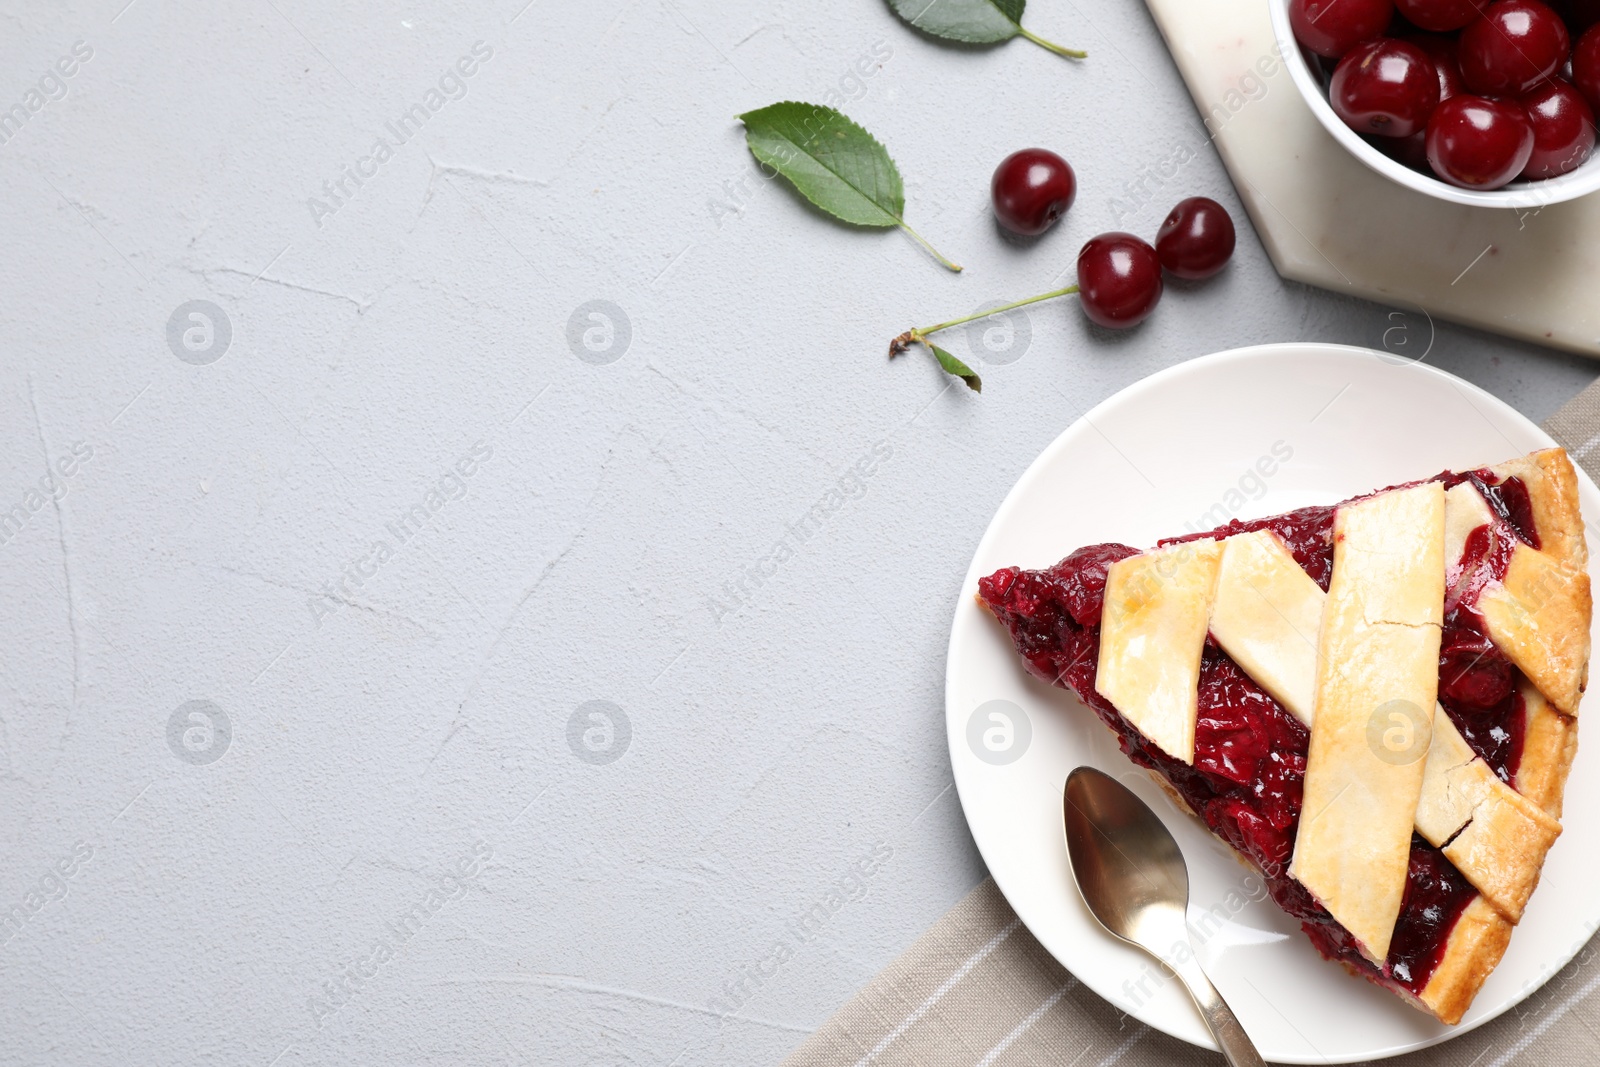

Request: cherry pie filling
left=978, top=470, right=1537, bottom=997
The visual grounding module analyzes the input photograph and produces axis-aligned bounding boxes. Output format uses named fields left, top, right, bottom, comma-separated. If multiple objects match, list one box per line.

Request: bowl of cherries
left=1269, top=0, right=1600, bottom=206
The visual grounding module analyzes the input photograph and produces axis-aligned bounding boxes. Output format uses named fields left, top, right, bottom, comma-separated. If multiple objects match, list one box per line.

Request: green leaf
left=884, top=0, right=1086, bottom=57
left=738, top=102, right=962, bottom=271
left=930, top=344, right=982, bottom=392
left=886, top=0, right=1026, bottom=44
left=739, top=101, right=904, bottom=228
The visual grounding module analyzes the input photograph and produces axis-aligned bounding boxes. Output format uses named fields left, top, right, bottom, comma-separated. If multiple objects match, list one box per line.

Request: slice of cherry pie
left=978, top=447, right=1590, bottom=1024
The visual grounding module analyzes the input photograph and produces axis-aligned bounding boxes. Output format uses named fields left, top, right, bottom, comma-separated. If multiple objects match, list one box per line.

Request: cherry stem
left=897, top=220, right=963, bottom=272
left=914, top=285, right=1080, bottom=337
left=1018, top=27, right=1087, bottom=60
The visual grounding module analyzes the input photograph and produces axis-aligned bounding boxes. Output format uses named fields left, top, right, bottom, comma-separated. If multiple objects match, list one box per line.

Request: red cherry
left=1396, top=0, right=1485, bottom=29
left=1291, top=0, right=1396, bottom=57
left=1425, top=94, right=1536, bottom=187
left=1575, top=25, right=1600, bottom=114
left=1520, top=79, right=1597, bottom=177
left=1155, top=198, right=1237, bottom=279
left=1404, top=33, right=1466, bottom=100
left=1077, top=233, right=1163, bottom=328
left=1331, top=38, right=1442, bottom=136
left=1459, top=0, right=1572, bottom=96
left=991, top=148, right=1077, bottom=236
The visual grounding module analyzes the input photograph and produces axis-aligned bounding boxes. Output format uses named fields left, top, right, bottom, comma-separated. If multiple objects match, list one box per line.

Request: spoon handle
left=1168, top=954, right=1266, bottom=1067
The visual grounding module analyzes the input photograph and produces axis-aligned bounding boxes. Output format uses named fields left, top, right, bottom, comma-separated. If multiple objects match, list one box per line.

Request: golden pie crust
left=1479, top=448, right=1591, bottom=717
left=1518, top=681, right=1580, bottom=819
left=1291, top=484, right=1446, bottom=964
left=1096, top=539, right=1223, bottom=764
left=1417, top=897, right=1515, bottom=1026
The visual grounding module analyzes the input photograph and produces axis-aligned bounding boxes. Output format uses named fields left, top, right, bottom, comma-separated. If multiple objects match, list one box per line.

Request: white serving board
left=1143, top=0, right=1600, bottom=357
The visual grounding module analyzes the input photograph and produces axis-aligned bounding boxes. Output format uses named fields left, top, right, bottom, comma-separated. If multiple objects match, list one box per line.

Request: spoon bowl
left=1063, top=765, right=1190, bottom=947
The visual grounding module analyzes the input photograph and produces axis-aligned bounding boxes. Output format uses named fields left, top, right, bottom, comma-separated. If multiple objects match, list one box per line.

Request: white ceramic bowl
left=1267, top=0, right=1600, bottom=208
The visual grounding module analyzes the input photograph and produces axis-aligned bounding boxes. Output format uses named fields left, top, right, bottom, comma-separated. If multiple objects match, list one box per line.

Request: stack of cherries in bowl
left=1290, top=0, right=1600, bottom=189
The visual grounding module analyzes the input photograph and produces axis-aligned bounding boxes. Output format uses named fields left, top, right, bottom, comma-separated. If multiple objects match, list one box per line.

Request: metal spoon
left=1063, top=766, right=1266, bottom=1067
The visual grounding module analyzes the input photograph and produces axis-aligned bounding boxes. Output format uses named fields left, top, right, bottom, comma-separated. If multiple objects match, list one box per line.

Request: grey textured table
left=1, top=1, right=1595, bottom=1065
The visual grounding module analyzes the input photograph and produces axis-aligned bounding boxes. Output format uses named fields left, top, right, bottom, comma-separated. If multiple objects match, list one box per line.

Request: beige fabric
left=781, top=877, right=1600, bottom=1067
left=782, top=385, right=1600, bottom=1066
left=1545, top=378, right=1600, bottom=488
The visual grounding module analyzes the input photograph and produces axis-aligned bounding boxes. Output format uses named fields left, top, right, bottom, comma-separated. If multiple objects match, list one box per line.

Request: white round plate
left=946, top=343, right=1600, bottom=1063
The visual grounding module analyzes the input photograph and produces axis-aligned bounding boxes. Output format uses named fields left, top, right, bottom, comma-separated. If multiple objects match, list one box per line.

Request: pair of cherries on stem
left=1075, top=201, right=1235, bottom=328
left=987, top=149, right=1236, bottom=330
left=889, top=153, right=1241, bottom=392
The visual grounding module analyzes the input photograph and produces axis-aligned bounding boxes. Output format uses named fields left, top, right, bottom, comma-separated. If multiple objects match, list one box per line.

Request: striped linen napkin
left=783, top=378, right=1600, bottom=1067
